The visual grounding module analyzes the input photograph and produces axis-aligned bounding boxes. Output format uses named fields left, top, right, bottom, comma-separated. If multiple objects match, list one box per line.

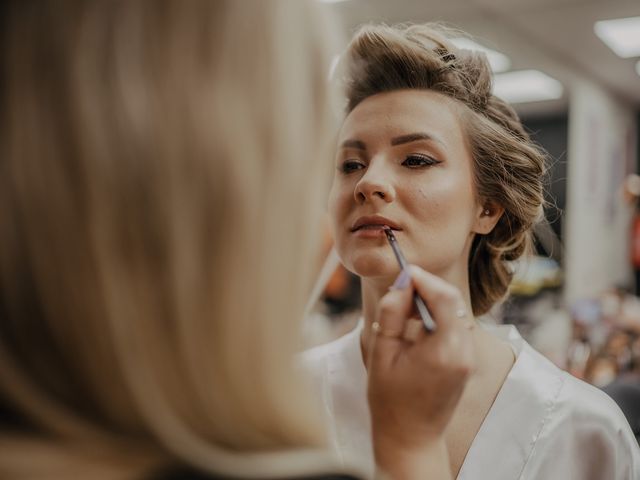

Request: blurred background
left=307, top=0, right=640, bottom=418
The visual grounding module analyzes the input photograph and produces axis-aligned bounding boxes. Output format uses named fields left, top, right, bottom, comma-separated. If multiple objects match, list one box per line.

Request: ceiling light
left=450, top=37, right=511, bottom=73
left=594, top=16, right=640, bottom=58
left=493, top=70, right=563, bottom=104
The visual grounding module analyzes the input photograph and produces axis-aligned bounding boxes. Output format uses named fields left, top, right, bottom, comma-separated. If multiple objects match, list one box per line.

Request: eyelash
left=339, top=154, right=440, bottom=174
left=340, top=160, right=365, bottom=174
left=401, top=154, right=440, bottom=168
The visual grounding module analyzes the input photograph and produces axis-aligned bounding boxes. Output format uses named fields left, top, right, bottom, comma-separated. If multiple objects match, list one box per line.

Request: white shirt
left=302, top=322, right=640, bottom=479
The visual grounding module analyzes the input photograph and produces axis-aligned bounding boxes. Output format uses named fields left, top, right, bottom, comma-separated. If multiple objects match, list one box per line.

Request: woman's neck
left=360, top=267, right=473, bottom=326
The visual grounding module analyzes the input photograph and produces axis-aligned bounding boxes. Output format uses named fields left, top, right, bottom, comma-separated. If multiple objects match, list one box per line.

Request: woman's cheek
left=333, top=187, right=351, bottom=217
left=328, top=191, right=347, bottom=239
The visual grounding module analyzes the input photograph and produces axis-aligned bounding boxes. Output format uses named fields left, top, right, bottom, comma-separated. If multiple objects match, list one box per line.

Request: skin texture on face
left=328, top=89, right=493, bottom=293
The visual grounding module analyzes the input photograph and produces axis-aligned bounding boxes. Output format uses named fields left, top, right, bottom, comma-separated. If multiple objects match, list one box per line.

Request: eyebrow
left=340, top=132, right=445, bottom=150
left=340, top=139, right=367, bottom=150
left=391, top=132, right=444, bottom=146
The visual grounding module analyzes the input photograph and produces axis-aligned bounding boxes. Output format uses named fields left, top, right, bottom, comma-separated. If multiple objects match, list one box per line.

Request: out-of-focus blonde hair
left=342, top=23, right=547, bottom=316
left=0, top=1, right=342, bottom=478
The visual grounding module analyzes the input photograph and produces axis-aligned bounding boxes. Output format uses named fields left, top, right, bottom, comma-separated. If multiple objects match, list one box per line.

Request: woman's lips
left=350, top=216, right=402, bottom=238
left=351, top=225, right=399, bottom=238
left=351, top=215, right=401, bottom=232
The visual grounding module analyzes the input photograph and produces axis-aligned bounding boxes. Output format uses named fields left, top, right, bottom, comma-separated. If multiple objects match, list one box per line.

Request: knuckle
left=445, top=285, right=464, bottom=304
left=430, top=288, right=451, bottom=304
left=377, top=294, right=398, bottom=318
left=432, top=285, right=460, bottom=305
left=443, top=331, right=462, bottom=350
left=452, top=350, right=475, bottom=376
left=456, top=361, right=473, bottom=378
left=463, top=351, right=477, bottom=374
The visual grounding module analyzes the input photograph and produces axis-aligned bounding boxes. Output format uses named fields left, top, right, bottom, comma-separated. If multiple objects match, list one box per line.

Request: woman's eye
left=340, top=160, right=365, bottom=174
left=402, top=154, right=439, bottom=168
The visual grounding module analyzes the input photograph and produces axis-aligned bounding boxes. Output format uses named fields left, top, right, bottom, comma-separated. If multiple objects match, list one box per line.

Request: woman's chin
left=347, top=252, right=400, bottom=279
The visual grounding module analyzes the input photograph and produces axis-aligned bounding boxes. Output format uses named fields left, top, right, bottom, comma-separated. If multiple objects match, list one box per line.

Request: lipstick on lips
left=350, top=215, right=401, bottom=238
left=383, top=227, right=437, bottom=333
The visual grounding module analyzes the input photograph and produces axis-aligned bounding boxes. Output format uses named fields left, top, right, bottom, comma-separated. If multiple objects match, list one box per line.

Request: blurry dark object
left=603, top=377, right=640, bottom=444
left=322, top=268, right=361, bottom=316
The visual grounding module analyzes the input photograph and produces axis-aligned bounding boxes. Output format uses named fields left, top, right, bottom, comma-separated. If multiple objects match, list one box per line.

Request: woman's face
left=328, top=89, right=487, bottom=283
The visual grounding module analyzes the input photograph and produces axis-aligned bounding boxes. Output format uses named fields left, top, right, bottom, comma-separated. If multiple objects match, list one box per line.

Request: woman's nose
left=354, top=166, right=396, bottom=204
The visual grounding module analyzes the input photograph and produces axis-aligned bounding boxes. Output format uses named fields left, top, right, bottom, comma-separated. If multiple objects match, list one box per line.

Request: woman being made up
left=0, top=2, right=475, bottom=479
left=304, top=23, right=640, bottom=479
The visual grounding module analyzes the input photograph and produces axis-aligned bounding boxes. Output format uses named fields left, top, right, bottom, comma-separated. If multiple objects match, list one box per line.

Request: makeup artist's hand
left=366, top=265, right=476, bottom=480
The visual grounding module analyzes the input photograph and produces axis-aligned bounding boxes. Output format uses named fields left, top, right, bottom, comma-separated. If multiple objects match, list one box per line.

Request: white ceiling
left=323, top=0, right=640, bottom=118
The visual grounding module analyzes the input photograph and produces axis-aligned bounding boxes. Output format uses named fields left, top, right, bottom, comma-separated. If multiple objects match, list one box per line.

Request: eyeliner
left=383, top=227, right=437, bottom=332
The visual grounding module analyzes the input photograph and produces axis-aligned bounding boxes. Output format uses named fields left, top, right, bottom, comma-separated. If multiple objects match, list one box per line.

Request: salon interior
left=307, top=0, right=640, bottom=440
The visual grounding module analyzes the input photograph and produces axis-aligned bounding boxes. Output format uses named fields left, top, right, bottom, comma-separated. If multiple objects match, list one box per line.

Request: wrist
left=374, top=436, right=451, bottom=480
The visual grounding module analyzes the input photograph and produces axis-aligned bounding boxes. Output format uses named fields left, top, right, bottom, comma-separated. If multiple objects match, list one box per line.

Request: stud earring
left=483, top=208, right=491, bottom=216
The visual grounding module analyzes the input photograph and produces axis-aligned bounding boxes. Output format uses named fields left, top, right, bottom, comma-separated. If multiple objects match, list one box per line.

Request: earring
left=483, top=208, right=490, bottom=216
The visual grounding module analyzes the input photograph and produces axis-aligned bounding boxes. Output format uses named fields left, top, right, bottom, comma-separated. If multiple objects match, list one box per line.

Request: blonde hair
left=343, top=23, right=547, bottom=315
left=0, top=1, right=342, bottom=478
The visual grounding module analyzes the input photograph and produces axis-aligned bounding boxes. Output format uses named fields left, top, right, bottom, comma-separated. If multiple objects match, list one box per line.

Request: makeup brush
left=383, top=227, right=437, bottom=332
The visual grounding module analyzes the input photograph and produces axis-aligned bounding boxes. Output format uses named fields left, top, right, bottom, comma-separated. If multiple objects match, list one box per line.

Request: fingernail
left=390, top=269, right=411, bottom=290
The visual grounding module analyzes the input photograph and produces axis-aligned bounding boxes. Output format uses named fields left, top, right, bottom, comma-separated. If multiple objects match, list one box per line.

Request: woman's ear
left=473, top=202, right=504, bottom=235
